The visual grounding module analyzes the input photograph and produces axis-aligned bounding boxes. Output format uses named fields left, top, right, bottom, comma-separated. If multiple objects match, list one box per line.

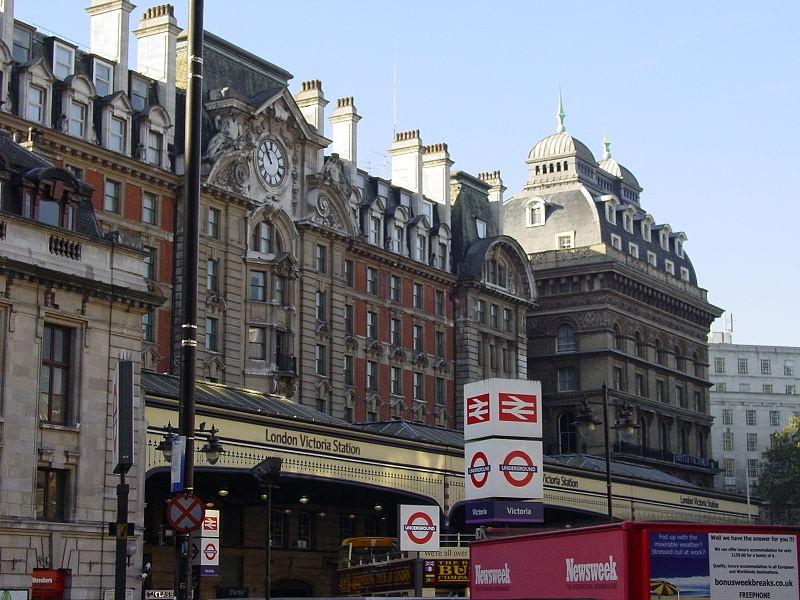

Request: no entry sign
left=399, top=505, right=440, bottom=551
left=167, top=494, right=205, bottom=533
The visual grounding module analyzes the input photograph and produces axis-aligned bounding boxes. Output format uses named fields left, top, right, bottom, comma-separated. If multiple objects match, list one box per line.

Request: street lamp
left=199, top=424, right=225, bottom=465
left=156, top=422, right=178, bottom=463
left=251, top=457, right=283, bottom=600
left=573, top=383, right=639, bottom=520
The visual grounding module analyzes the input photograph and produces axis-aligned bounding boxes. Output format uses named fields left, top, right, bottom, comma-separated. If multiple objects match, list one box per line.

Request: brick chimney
left=330, top=96, right=360, bottom=185
left=478, top=170, right=506, bottom=232
left=389, top=129, right=423, bottom=198
left=0, top=0, right=14, bottom=54
left=133, top=4, right=180, bottom=144
left=86, top=0, right=135, bottom=94
left=422, top=143, right=453, bottom=228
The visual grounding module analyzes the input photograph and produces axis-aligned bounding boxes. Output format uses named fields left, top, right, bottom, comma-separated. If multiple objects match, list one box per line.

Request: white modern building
left=709, top=332, right=800, bottom=495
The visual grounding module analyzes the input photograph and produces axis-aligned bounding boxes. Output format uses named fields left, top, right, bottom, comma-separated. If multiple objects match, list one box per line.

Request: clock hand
left=266, top=151, right=274, bottom=165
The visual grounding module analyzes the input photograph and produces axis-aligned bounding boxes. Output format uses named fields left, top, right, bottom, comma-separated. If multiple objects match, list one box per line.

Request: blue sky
left=19, top=1, right=800, bottom=346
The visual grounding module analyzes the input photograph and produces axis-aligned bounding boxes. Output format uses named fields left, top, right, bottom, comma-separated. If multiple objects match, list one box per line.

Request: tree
left=756, top=416, right=800, bottom=525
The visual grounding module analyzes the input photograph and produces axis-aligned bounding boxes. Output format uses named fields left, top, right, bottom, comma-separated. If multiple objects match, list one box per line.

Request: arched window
left=655, top=339, right=665, bottom=365
left=563, top=161, right=568, bottom=171
left=549, top=163, right=554, bottom=173
left=613, top=324, right=624, bottom=352
left=252, top=221, right=283, bottom=254
left=535, top=165, right=540, bottom=175
left=640, top=415, right=649, bottom=449
left=674, top=345, right=684, bottom=372
left=556, top=324, right=576, bottom=353
left=635, top=331, right=646, bottom=359
left=558, top=411, right=577, bottom=453
left=659, top=422, right=670, bottom=454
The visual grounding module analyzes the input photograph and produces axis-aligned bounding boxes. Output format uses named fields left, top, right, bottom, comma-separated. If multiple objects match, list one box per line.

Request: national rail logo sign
left=464, top=379, right=542, bottom=440
left=399, top=505, right=440, bottom=551
left=466, top=393, right=490, bottom=425
left=498, top=392, right=538, bottom=423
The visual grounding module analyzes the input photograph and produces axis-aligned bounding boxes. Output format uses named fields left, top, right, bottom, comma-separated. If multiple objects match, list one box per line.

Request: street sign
left=144, top=592, right=175, bottom=600
left=170, top=436, right=186, bottom=492
left=464, top=379, right=542, bottom=440
left=167, top=494, right=205, bottom=533
left=399, top=504, right=440, bottom=552
left=201, top=509, right=220, bottom=537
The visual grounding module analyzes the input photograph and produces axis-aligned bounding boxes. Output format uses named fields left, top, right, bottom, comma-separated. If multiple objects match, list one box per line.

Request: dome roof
left=598, top=157, right=641, bottom=190
left=528, top=131, right=596, bottom=163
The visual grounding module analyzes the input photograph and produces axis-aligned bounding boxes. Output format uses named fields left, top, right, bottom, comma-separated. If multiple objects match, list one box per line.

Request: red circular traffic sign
left=167, top=494, right=206, bottom=533
left=203, top=542, right=218, bottom=560
left=468, top=451, right=490, bottom=488
left=500, top=450, right=537, bottom=487
left=403, top=511, right=436, bottom=545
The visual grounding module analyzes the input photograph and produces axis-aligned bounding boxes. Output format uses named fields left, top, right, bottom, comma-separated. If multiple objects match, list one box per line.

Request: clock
left=256, top=138, right=286, bottom=187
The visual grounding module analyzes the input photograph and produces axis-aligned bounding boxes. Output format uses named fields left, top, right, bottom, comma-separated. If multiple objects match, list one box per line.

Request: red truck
left=470, top=521, right=799, bottom=600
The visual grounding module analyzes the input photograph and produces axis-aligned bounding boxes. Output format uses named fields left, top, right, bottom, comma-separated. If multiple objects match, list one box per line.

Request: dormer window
left=557, top=231, right=575, bottom=249
left=393, top=224, right=404, bottom=253
left=660, top=230, right=669, bottom=251
left=146, top=130, right=163, bottom=166
left=130, top=76, right=149, bottom=112
left=437, top=241, right=448, bottom=270
left=610, top=233, right=622, bottom=250
left=526, top=198, right=545, bottom=226
left=475, top=218, right=486, bottom=239
left=53, top=42, right=75, bottom=80
left=13, top=26, right=32, bottom=63
left=680, top=267, right=690, bottom=281
left=641, top=219, right=652, bottom=242
left=628, top=242, right=639, bottom=258
left=93, top=59, right=113, bottom=97
left=665, top=260, right=675, bottom=275
left=416, top=234, right=427, bottom=262
left=377, top=182, right=389, bottom=201
left=68, top=101, right=87, bottom=137
left=606, top=202, right=617, bottom=224
left=421, top=199, right=434, bottom=223
left=27, top=85, right=45, bottom=122
left=109, top=116, right=126, bottom=152
left=369, top=216, right=381, bottom=245
left=622, top=211, right=634, bottom=233
left=22, top=185, right=78, bottom=230
left=400, top=192, right=411, bottom=208
left=675, top=238, right=685, bottom=258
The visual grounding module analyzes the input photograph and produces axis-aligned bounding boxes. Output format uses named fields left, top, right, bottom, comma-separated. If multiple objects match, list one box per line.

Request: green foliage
left=756, top=416, right=800, bottom=525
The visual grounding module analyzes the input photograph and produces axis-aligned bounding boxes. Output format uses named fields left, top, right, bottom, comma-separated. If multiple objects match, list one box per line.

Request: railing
left=48, top=234, right=81, bottom=260
left=275, top=353, right=296, bottom=374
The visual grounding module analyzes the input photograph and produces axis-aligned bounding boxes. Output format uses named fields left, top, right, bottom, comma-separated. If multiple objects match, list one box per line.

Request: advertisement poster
left=648, top=531, right=798, bottom=600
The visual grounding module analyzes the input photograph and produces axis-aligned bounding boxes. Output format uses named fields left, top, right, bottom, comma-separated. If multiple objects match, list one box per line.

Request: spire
left=602, top=132, right=612, bottom=160
left=556, top=88, right=566, bottom=133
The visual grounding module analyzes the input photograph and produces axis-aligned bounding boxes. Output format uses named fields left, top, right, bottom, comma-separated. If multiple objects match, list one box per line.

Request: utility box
left=470, top=521, right=799, bottom=599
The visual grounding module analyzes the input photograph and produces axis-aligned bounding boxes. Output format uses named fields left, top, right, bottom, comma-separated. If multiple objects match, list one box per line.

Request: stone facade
left=0, top=133, right=161, bottom=597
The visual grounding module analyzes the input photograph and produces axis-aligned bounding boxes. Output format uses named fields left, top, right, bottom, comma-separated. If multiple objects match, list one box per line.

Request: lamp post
left=251, top=458, right=283, bottom=600
left=157, top=423, right=225, bottom=466
left=573, top=383, right=639, bottom=520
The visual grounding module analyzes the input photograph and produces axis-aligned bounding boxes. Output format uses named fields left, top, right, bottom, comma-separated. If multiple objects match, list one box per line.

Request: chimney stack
left=0, top=0, right=15, bottom=55
left=389, top=129, right=423, bottom=199
left=295, top=80, right=328, bottom=172
left=330, top=96, right=361, bottom=185
left=422, top=142, right=453, bottom=228
left=134, top=4, right=180, bottom=145
left=478, top=170, right=506, bottom=233
left=86, top=0, right=135, bottom=94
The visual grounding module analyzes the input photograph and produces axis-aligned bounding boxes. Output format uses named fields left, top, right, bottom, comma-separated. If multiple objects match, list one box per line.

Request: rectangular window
left=141, top=192, right=157, bottom=225
left=413, top=372, right=423, bottom=400
left=490, top=304, right=499, bottom=329
left=207, top=207, right=220, bottom=238
left=130, top=77, right=149, bottom=112
left=109, top=116, right=127, bottom=153
left=655, top=380, right=666, bottom=403
left=747, top=432, right=758, bottom=452
left=367, top=311, right=378, bottom=339
left=104, top=179, right=121, bottom=213
left=435, top=290, right=445, bottom=316
left=390, top=366, right=402, bottom=395
left=315, top=344, right=327, bottom=376
left=54, top=43, right=75, bottom=79
left=722, top=431, right=734, bottom=452
left=205, top=317, right=219, bottom=352
left=390, top=225, right=402, bottom=254
left=147, top=130, right=163, bottom=166
left=344, top=305, right=354, bottom=335
left=248, top=327, right=266, bottom=360
left=344, top=259, right=354, bottom=287
left=693, top=391, right=703, bottom=412
left=435, top=377, right=445, bottom=407
left=369, top=216, right=381, bottom=245
left=413, top=324, right=424, bottom=353
left=785, top=360, right=794, bottom=376
left=297, top=512, right=312, bottom=550
left=738, top=358, right=748, bottom=374
left=680, top=267, right=690, bottom=281
left=142, top=311, right=155, bottom=342
left=770, top=410, right=780, bottom=427
left=273, top=276, right=286, bottom=305
left=36, top=468, right=66, bottom=522
left=413, top=283, right=423, bottom=309
left=714, top=357, right=725, bottom=373
left=435, top=331, right=444, bottom=357
left=477, top=300, right=486, bottom=324
left=503, top=308, right=513, bottom=332
left=93, top=59, right=113, bottom=96
left=343, top=355, right=354, bottom=386
left=747, top=458, right=759, bottom=479
left=559, top=233, right=575, bottom=249
left=270, top=509, right=285, bottom=548
left=715, top=382, right=727, bottom=392
left=206, top=258, right=219, bottom=292
left=416, top=235, right=427, bottom=262
left=610, top=234, right=622, bottom=251
left=722, top=409, right=733, bottom=425
left=665, top=260, right=675, bottom=275
left=315, top=291, right=326, bottom=321
left=723, top=458, right=735, bottom=478
left=390, top=318, right=401, bottom=347
left=249, top=271, right=266, bottom=301
left=787, top=385, right=797, bottom=395
left=143, top=246, right=156, bottom=280
left=612, top=367, right=623, bottom=391
left=390, top=275, right=401, bottom=302
left=366, top=267, right=377, bottom=294
left=315, top=245, right=327, bottom=273
left=438, top=242, right=448, bottom=270
left=628, top=242, right=639, bottom=258
left=26, top=85, right=45, bottom=123
left=746, top=409, right=756, bottom=426
left=739, top=383, right=750, bottom=393
left=475, top=219, right=487, bottom=239
left=39, top=324, right=72, bottom=425
left=367, top=360, right=377, bottom=390
left=420, top=199, right=434, bottom=223
left=635, top=373, right=645, bottom=397
left=68, top=101, right=87, bottom=138
left=557, top=367, right=576, bottom=392
left=647, top=251, right=657, bottom=267
left=13, top=26, right=32, bottom=62
left=477, top=340, right=484, bottom=367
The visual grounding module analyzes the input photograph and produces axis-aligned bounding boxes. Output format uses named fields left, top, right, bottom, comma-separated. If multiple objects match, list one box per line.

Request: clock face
left=257, top=139, right=286, bottom=187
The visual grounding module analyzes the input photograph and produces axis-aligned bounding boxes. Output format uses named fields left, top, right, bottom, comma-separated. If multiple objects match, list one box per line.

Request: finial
left=556, top=87, right=566, bottom=133
left=602, top=132, right=611, bottom=160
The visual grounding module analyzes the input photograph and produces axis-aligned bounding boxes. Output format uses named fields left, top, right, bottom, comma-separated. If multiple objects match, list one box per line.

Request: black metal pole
left=114, top=473, right=129, bottom=600
left=175, top=1, right=204, bottom=599
left=602, top=383, right=613, bottom=520
left=266, top=486, right=272, bottom=600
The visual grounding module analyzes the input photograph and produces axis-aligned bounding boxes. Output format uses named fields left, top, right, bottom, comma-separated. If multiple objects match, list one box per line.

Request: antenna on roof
left=556, top=86, right=566, bottom=133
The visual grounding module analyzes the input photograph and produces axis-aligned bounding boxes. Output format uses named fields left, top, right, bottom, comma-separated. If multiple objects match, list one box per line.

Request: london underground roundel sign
left=468, top=451, right=491, bottom=488
left=499, top=449, right=538, bottom=487
left=399, top=504, right=440, bottom=551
